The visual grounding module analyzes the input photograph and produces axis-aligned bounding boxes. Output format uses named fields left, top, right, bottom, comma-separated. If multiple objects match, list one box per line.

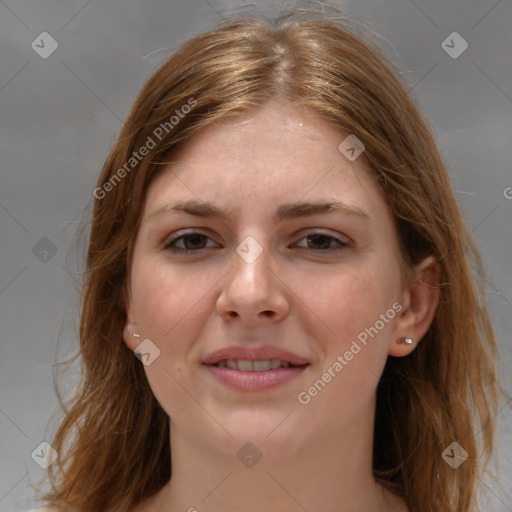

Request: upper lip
left=202, top=346, right=310, bottom=366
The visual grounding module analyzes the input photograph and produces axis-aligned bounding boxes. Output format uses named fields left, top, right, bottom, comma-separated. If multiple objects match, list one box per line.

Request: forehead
left=175, top=103, right=344, bottom=171
left=143, top=102, right=388, bottom=223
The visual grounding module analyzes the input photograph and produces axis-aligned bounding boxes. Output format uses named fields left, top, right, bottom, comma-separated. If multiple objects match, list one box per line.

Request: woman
left=40, top=11, right=500, bottom=512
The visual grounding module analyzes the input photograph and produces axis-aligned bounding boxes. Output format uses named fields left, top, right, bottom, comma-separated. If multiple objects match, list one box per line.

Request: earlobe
left=123, top=324, right=141, bottom=351
left=389, top=255, right=441, bottom=357
left=123, top=296, right=141, bottom=351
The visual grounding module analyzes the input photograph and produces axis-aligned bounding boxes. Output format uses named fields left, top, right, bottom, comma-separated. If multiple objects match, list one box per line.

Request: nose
left=216, top=237, right=290, bottom=325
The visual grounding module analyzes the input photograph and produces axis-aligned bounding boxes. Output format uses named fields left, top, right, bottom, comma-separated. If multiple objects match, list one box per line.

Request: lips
left=202, top=346, right=310, bottom=367
left=202, top=345, right=310, bottom=391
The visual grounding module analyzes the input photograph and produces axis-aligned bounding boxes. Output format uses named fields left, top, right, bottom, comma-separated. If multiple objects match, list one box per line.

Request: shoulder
left=24, top=504, right=84, bottom=512
left=25, top=507, right=66, bottom=512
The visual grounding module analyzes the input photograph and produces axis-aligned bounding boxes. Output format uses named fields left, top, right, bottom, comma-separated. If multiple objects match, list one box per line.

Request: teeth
left=237, top=359, right=253, bottom=371
left=253, top=360, right=270, bottom=371
left=216, top=359, right=294, bottom=371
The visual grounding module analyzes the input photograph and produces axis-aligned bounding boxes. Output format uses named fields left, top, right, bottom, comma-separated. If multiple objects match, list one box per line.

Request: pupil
left=308, top=234, right=330, bottom=249
left=186, top=234, right=205, bottom=249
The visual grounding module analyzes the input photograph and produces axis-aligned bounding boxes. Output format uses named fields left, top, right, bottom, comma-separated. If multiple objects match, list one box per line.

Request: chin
left=218, top=412, right=308, bottom=459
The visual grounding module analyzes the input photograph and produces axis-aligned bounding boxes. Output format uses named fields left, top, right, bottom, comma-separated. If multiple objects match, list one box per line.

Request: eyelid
left=293, top=230, right=350, bottom=247
left=162, top=229, right=218, bottom=249
left=163, top=228, right=351, bottom=253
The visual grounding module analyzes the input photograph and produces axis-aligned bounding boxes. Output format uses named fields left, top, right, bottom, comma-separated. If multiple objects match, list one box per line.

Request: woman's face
left=124, top=102, right=411, bottom=459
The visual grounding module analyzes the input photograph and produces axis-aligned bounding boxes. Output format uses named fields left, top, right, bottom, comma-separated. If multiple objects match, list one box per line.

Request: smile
left=212, top=359, right=302, bottom=371
left=203, top=361, right=309, bottom=391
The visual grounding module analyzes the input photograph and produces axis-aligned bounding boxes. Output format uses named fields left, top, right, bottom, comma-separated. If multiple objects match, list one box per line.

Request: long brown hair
left=43, top=11, right=501, bottom=512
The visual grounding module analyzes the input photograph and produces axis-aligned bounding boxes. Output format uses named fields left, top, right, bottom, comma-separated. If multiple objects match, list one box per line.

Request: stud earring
left=398, top=337, right=414, bottom=345
left=132, top=332, right=141, bottom=339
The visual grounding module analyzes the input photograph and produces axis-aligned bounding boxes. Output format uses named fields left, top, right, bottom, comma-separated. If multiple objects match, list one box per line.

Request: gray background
left=1, top=0, right=511, bottom=510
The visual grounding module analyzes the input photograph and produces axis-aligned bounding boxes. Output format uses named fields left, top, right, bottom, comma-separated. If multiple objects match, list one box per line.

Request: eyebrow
left=146, top=199, right=370, bottom=223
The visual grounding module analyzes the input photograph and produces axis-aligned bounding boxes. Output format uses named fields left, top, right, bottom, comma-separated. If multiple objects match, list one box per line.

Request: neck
left=143, top=398, right=407, bottom=512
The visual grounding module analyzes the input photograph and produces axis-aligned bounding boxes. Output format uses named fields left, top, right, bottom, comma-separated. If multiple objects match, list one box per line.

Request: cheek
left=295, top=268, right=400, bottom=426
left=130, top=257, right=206, bottom=344
left=305, top=262, right=400, bottom=342
left=129, top=258, right=210, bottom=410
left=299, top=258, right=402, bottom=410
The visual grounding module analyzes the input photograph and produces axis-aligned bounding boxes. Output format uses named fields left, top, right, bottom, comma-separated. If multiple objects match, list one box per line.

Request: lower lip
left=204, top=364, right=309, bottom=391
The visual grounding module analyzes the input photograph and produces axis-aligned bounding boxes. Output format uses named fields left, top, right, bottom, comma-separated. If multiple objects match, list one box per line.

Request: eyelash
left=163, top=231, right=350, bottom=254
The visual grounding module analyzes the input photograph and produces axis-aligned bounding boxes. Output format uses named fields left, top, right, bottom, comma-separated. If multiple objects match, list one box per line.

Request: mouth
left=202, top=345, right=310, bottom=367
left=202, top=345, right=310, bottom=390
left=203, top=355, right=310, bottom=391
left=206, top=359, right=308, bottom=371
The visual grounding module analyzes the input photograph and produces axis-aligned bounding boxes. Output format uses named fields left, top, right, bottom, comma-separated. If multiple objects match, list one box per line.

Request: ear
left=122, top=288, right=141, bottom=352
left=389, top=255, right=441, bottom=357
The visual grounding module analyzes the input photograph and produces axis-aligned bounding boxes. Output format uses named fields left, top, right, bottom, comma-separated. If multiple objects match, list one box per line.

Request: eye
left=294, top=232, right=349, bottom=252
left=163, top=230, right=350, bottom=255
left=163, top=232, right=218, bottom=253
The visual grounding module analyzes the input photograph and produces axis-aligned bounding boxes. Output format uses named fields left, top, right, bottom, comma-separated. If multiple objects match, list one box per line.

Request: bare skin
left=124, top=102, right=439, bottom=512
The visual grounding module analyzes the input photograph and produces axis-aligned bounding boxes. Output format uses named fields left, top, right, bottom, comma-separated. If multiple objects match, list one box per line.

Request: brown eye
left=164, top=232, right=217, bottom=253
left=180, top=234, right=208, bottom=250
left=295, top=232, right=349, bottom=252
left=306, top=234, right=332, bottom=250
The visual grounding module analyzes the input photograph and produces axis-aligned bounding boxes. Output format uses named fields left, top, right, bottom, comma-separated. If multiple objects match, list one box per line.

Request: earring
left=398, top=337, right=414, bottom=345
left=132, top=332, right=141, bottom=339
